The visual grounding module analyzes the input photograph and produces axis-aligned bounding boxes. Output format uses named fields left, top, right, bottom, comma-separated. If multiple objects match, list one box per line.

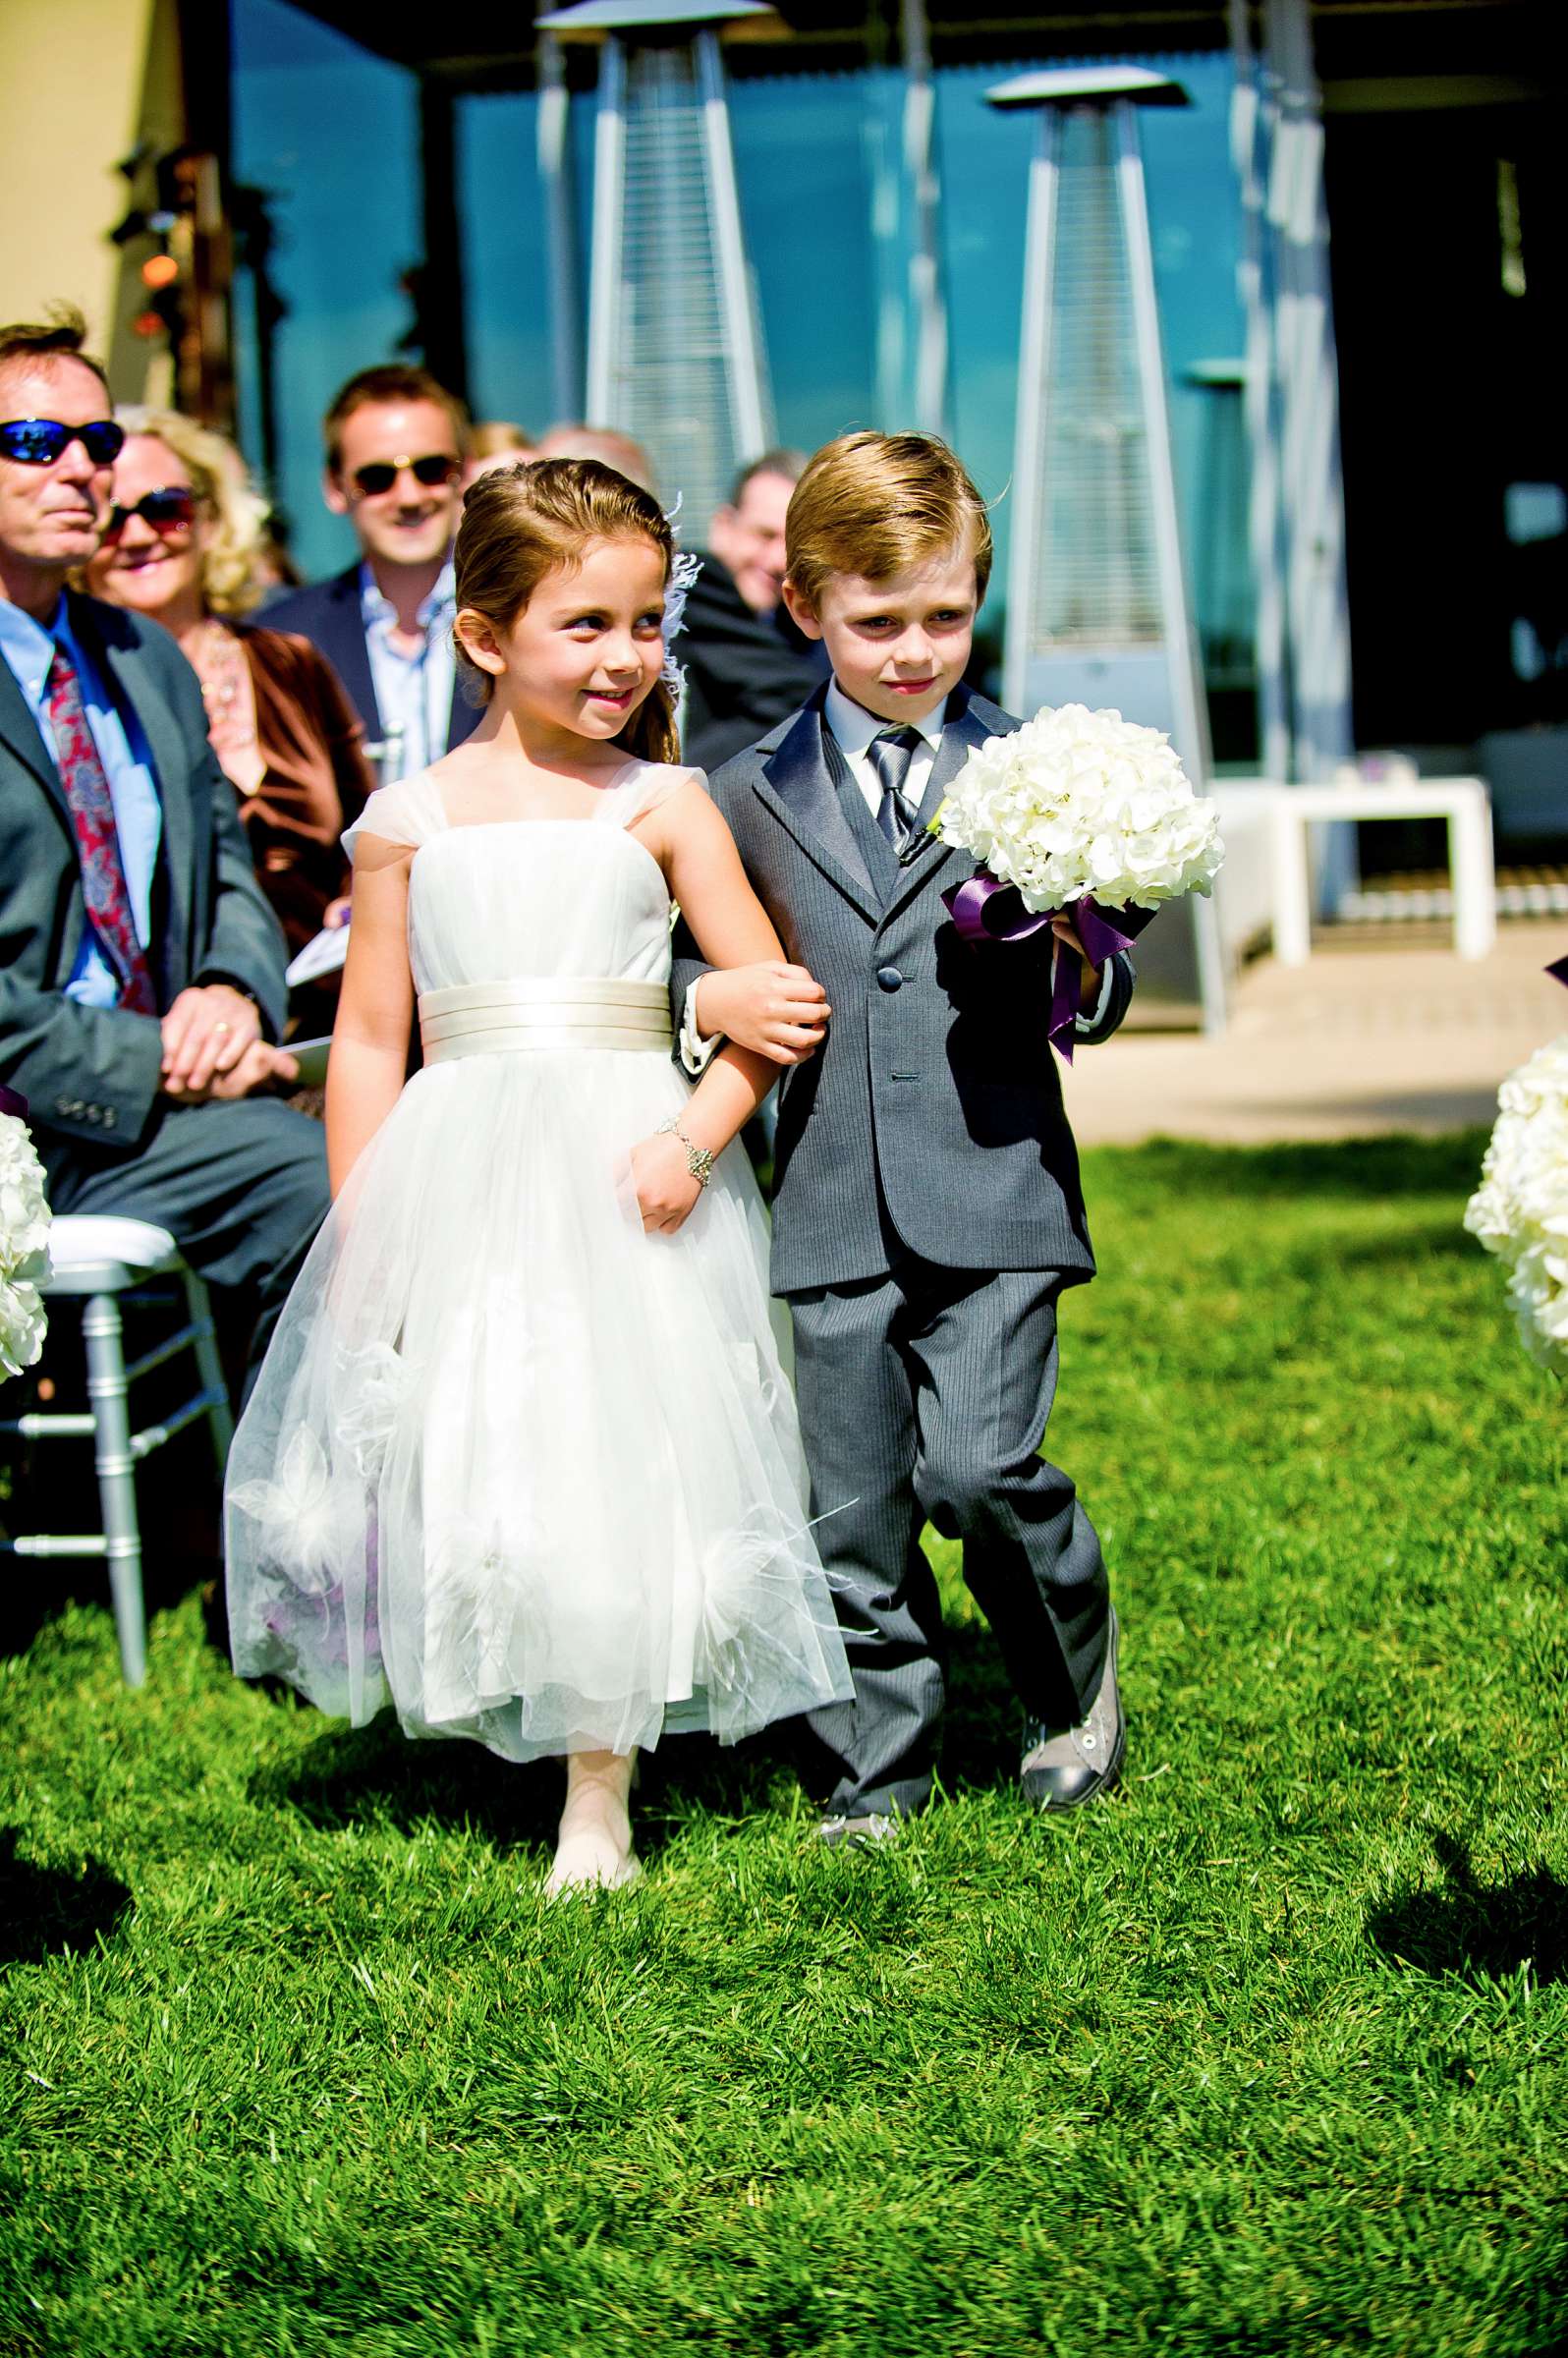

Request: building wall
left=0, top=0, right=185, bottom=403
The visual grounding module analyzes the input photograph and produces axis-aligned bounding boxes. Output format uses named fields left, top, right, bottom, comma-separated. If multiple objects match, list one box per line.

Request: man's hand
left=160, top=983, right=262, bottom=1096
left=206, top=1039, right=300, bottom=1100
left=160, top=1031, right=299, bottom=1104
left=629, top=1132, right=703, bottom=1235
left=696, top=962, right=829, bottom=1066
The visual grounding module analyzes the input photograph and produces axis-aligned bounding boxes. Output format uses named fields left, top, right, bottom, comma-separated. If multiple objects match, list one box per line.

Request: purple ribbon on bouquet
left=0, top=1084, right=28, bottom=1122
left=941, top=874, right=1155, bottom=1065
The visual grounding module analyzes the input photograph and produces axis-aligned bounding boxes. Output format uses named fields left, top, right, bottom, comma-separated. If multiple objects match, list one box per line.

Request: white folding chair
left=0, top=1216, right=234, bottom=1685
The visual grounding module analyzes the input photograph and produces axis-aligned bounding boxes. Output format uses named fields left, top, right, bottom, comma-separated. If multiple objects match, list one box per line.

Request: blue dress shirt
left=360, top=557, right=457, bottom=781
left=0, top=597, right=164, bottom=1009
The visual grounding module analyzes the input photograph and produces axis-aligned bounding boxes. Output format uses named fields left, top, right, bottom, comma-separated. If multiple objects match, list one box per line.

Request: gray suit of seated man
left=671, top=679, right=1136, bottom=1822
left=0, top=314, right=328, bottom=1403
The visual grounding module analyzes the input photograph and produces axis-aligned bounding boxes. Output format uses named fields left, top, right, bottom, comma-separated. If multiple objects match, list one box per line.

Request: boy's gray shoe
left=816, top=1812, right=903, bottom=1851
left=1020, top=1610, right=1124, bottom=1810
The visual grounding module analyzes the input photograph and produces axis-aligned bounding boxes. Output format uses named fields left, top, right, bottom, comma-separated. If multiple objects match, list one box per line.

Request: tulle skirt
left=224, top=1048, right=853, bottom=1761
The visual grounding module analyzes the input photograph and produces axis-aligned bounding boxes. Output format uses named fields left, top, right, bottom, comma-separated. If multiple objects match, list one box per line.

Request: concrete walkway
left=1064, top=922, right=1568, bottom=1146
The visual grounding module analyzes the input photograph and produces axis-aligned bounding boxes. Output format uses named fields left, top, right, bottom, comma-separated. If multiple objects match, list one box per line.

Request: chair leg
left=82, top=1290, right=146, bottom=1688
left=184, top=1269, right=235, bottom=1473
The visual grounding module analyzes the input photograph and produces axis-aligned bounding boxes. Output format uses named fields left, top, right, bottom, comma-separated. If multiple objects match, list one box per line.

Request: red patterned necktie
left=44, top=642, right=158, bottom=1015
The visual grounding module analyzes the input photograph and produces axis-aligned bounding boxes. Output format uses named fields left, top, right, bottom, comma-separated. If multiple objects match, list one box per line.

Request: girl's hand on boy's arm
left=695, top=963, right=829, bottom=1064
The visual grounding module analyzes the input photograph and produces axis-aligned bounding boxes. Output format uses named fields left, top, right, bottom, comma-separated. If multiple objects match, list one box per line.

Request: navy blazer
left=265, top=564, right=478, bottom=754
left=0, top=593, right=290, bottom=1179
left=671, top=682, right=1136, bottom=1294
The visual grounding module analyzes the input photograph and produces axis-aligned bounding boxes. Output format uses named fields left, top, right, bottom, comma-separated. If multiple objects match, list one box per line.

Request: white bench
left=1212, top=776, right=1496, bottom=967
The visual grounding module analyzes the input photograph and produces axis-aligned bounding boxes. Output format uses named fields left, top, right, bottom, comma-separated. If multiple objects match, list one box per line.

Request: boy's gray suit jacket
left=669, top=682, right=1136, bottom=1296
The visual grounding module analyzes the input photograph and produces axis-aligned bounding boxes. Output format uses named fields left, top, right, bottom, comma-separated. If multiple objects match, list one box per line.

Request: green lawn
left=2, top=1133, right=1565, bottom=2357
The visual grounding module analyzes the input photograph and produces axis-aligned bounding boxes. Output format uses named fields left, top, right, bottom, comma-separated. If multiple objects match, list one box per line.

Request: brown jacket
left=232, top=623, right=372, bottom=957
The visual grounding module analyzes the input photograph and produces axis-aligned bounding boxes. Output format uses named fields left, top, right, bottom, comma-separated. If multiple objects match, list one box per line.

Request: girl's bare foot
left=545, top=1749, right=641, bottom=1898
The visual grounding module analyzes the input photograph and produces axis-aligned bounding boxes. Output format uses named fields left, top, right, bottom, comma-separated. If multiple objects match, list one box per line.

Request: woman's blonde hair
left=785, top=430, right=993, bottom=614
left=469, top=420, right=535, bottom=461
left=454, top=458, right=679, bottom=764
left=115, top=407, right=272, bottom=618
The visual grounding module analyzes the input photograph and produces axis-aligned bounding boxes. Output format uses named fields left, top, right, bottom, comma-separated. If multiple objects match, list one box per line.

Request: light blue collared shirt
left=360, top=557, right=456, bottom=781
left=0, top=596, right=163, bottom=1008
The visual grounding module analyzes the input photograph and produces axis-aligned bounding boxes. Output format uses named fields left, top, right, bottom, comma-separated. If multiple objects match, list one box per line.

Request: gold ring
left=213, top=1021, right=232, bottom=1037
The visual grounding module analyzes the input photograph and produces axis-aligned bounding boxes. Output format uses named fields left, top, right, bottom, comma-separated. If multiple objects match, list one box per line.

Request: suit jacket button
left=875, top=965, right=904, bottom=992
left=102, top=1108, right=116, bottom=1129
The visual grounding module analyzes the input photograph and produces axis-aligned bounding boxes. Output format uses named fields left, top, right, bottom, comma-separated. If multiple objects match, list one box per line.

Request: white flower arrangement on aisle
left=1464, top=1036, right=1568, bottom=1376
left=0, top=1093, right=51, bottom=1380
left=934, top=702, right=1224, bottom=917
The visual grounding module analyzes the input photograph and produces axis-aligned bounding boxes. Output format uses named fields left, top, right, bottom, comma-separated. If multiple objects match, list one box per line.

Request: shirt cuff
left=679, top=980, right=723, bottom=1076
left=1074, top=959, right=1115, bottom=1035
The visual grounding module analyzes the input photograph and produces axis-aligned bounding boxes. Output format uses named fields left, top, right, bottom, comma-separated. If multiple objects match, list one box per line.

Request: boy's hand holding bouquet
left=929, top=703, right=1224, bottom=1061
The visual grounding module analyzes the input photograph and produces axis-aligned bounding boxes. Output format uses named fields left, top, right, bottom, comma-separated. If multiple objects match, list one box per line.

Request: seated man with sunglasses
left=0, top=308, right=329, bottom=1402
left=265, top=365, right=478, bottom=781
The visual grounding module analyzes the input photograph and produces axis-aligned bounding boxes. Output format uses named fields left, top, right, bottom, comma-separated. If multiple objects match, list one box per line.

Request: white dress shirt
left=681, top=681, right=1112, bottom=1069
left=823, top=676, right=943, bottom=829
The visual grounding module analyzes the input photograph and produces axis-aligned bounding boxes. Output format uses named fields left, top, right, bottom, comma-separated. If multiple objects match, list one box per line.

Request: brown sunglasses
left=101, top=485, right=198, bottom=542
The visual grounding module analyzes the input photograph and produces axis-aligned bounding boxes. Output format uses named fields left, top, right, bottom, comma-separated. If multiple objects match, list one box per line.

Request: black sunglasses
left=349, top=452, right=461, bottom=499
left=0, top=417, right=126, bottom=468
left=101, top=485, right=198, bottom=543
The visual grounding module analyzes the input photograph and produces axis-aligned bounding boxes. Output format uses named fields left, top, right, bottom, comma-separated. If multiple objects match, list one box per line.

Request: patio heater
left=868, top=0, right=949, bottom=434
left=1229, top=0, right=1357, bottom=906
left=986, top=65, right=1226, bottom=1030
left=535, top=0, right=776, bottom=529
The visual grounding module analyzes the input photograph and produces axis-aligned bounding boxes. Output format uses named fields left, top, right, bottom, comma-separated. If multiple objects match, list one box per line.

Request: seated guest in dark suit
left=266, top=365, right=477, bottom=779
left=0, top=309, right=329, bottom=1397
left=681, top=450, right=827, bottom=772
left=84, top=408, right=371, bottom=1027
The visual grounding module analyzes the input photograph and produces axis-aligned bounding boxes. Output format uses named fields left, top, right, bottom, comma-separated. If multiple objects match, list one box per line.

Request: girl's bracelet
left=655, top=1115, right=714, bottom=1189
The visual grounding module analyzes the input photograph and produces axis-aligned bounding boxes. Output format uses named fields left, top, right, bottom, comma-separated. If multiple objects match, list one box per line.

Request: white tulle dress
left=224, top=761, right=853, bottom=1762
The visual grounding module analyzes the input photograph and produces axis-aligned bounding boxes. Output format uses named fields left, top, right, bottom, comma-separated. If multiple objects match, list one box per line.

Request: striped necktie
left=44, top=642, right=158, bottom=1015
left=866, top=726, right=924, bottom=849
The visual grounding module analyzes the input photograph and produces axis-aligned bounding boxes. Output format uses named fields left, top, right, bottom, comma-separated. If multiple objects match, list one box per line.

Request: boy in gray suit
left=671, top=432, right=1136, bottom=1841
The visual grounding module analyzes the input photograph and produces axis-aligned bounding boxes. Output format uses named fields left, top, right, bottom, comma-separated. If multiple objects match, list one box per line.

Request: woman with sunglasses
left=84, top=412, right=371, bottom=1026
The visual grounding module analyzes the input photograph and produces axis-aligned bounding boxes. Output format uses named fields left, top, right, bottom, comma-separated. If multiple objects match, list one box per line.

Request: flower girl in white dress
left=224, top=459, right=852, bottom=1894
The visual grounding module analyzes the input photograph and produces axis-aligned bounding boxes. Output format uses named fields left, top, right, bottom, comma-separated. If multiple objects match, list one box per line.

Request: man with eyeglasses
left=266, top=365, right=478, bottom=780
left=0, top=308, right=329, bottom=1401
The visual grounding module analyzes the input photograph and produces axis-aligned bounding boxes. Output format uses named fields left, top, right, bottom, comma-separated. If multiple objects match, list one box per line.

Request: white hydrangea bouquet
left=929, top=702, right=1224, bottom=1060
left=1464, top=1037, right=1568, bottom=1376
left=0, top=1086, right=51, bottom=1380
